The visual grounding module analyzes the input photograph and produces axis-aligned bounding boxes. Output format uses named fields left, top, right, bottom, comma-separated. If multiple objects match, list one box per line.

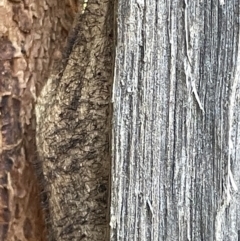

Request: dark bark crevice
left=36, top=1, right=114, bottom=240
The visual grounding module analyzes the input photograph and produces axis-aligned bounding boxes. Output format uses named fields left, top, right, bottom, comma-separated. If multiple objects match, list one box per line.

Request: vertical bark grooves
left=0, top=1, right=76, bottom=240
left=111, top=0, right=240, bottom=240
left=36, top=0, right=114, bottom=240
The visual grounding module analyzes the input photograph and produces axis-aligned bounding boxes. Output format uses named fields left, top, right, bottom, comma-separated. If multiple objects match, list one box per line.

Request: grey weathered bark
left=110, top=1, right=240, bottom=241
left=36, top=1, right=114, bottom=240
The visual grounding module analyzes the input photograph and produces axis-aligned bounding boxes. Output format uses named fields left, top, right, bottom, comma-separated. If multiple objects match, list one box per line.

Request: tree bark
left=110, top=0, right=240, bottom=241
left=36, top=1, right=114, bottom=240
left=0, top=1, right=76, bottom=240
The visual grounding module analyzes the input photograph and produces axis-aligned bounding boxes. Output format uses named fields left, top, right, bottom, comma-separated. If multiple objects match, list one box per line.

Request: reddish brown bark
left=0, top=1, right=78, bottom=240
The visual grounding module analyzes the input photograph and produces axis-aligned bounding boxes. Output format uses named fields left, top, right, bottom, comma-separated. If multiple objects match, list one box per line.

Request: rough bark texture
left=36, top=1, right=114, bottom=240
left=0, top=1, right=76, bottom=240
left=111, top=1, right=240, bottom=241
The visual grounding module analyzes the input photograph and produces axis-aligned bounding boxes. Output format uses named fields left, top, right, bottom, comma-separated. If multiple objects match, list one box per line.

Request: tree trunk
left=36, top=1, right=114, bottom=240
left=0, top=1, right=76, bottom=240
left=110, top=0, right=240, bottom=241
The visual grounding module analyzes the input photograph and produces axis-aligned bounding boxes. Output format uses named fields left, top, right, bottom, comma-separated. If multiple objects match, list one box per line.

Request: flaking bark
left=0, top=0, right=76, bottom=240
